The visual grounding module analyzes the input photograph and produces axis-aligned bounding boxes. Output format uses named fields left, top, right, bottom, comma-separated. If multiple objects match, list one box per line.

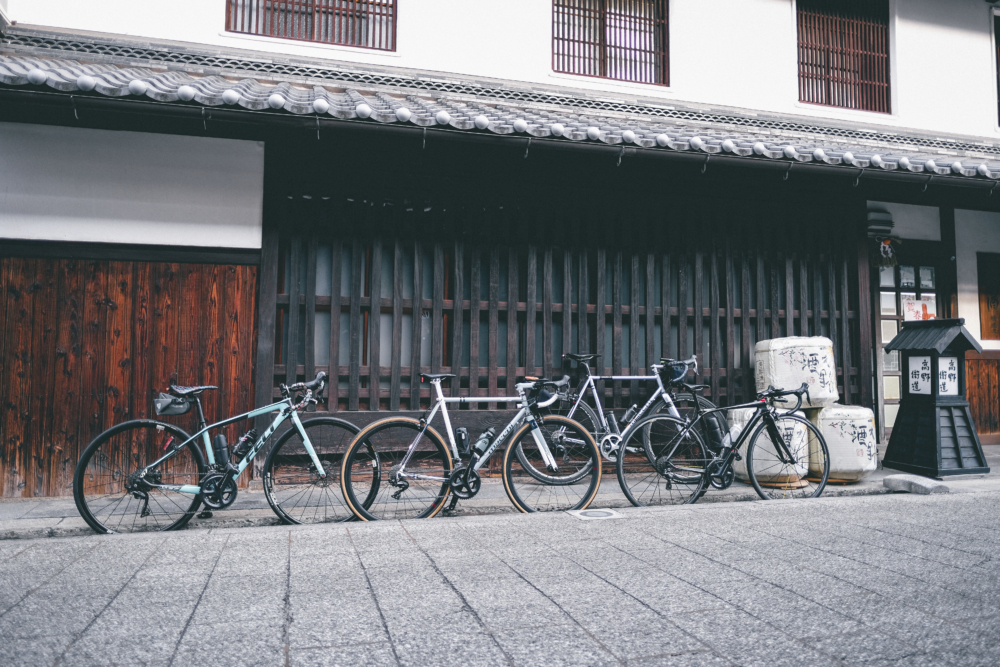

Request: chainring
left=599, top=434, right=622, bottom=462
left=448, top=466, right=482, bottom=499
left=200, top=473, right=238, bottom=509
left=708, top=460, right=735, bottom=490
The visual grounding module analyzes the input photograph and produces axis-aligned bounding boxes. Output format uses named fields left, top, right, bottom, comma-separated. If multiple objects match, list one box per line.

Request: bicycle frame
left=394, top=379, right=559, bottom=483
left=138, top=397, right=327, bottom=496
left=561, top=363, right=685, bottom=442
left=665, top=398, right=800, bottom=475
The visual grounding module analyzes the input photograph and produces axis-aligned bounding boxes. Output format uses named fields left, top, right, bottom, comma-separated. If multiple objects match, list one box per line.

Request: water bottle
left=720, top=425, right=742, bottom=452
left=619, top=404, right=638, bottom=426
left=232, top=428, right=258, bottom=460
left=472, top=427, right=496, bottom=457
left=704, top=415, right=725, bottom=451
left=212, top=434, right=230, bottom=463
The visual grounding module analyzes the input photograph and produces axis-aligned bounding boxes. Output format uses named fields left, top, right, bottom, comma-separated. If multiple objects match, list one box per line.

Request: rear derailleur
left=125, top=469, right=160, bottom=518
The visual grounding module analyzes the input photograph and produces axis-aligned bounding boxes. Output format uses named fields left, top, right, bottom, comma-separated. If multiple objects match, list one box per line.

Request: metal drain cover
left=565, top=508, right=623, bottom=521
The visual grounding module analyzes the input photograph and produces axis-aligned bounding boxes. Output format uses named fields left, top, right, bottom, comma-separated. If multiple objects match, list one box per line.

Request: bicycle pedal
left=197, top=510, right=213, bottom=519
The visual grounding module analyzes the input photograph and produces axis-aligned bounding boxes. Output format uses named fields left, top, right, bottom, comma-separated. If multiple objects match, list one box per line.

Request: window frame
left=551, top=0, right=670, bottom=87
left=225, top=0, right=398, bottom=53
left=795, top=0, right=892, bottom=115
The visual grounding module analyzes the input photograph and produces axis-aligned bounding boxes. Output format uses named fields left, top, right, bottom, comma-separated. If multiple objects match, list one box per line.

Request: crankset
left=200, top=472, right=238, bottom=510
left=707, top=460, right=735, bottom=490
left=599, top=434, right=622, bottom=462
left=448, top=466, right=482, bottom=500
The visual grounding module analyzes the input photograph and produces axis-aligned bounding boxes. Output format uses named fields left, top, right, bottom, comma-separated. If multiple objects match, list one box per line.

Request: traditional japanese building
left=1, top=0, right=998, bottom=495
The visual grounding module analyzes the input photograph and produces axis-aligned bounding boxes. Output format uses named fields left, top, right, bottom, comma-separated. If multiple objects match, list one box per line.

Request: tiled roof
left=885, top=319, right=982, bottom=354
left=4, top=52, right=1000, bottom=182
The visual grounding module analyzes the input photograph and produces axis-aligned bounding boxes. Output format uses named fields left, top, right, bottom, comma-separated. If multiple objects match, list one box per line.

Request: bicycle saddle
left=169, top=384, right=218, bottom=397
left=564, top=353, right=600, bottom=363
left=420, top=373, right=455, bottom=381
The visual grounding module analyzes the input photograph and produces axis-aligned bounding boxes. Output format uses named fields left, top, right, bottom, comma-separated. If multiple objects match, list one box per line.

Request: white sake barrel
left=732, top=409, right=809, bottom=486
left=755, top=337, right=839, bottom=408
left=807, top=405, right=877, bottom=481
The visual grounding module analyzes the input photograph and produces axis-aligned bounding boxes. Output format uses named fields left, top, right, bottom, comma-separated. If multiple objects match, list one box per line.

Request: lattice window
left=797, top=0, right=890, bottom=113
left=553, top=0, right=669, bottom=86
left=226, top=1, right=396, bottom=51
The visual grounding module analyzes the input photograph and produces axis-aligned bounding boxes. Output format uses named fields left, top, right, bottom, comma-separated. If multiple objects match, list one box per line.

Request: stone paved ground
left=2, top=492, right=1000, bottom=666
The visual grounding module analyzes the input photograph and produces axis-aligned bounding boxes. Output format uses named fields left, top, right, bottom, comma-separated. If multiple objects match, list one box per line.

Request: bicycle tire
left=263, top=417, right=362, bottom=525
left=340, top=417, right=452, bottom=521
left=746, top=413, right=829, bottom=500
left=617, top=414, right=709, bottom=507
left=73, top=420, right=205, bottom=535
left=502, top=415, right=601, bottom=513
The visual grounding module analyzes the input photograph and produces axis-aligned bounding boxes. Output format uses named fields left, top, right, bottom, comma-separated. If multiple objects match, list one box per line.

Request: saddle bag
left=153, top=393, right=192, bottom=416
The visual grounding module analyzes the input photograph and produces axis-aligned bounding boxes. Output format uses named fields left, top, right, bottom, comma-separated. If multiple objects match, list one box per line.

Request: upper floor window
left=226, top=1, right=396, bottom=51
left=553, top=0, right=669, bottom=86
left=797, top=0, right=890, bottom=114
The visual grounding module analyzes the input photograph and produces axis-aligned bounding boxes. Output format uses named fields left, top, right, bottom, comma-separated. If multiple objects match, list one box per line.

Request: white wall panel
left=0, top=122, right=264, bottom=248
left=956, top=209, right=1000, bottom=350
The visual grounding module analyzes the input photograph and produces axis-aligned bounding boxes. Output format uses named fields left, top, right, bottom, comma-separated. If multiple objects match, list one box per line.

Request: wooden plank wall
left=0, top=258, right=258, bottom=497
left=270, top=196, right=864, bottom=413
left=968, top=357, right=1000, bottom=437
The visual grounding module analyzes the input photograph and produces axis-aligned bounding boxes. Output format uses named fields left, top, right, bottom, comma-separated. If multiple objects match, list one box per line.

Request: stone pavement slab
left=2, top=492, right=1000, bottom=666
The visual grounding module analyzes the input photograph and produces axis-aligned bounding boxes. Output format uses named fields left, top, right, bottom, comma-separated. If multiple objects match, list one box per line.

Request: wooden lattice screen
left=270, top=197, right=864, bottom=414
left=226, top=0, right=396, bottom=51
left=796, top=0, right=891, bottom=114
left=552, top=0, right=669, bottom=85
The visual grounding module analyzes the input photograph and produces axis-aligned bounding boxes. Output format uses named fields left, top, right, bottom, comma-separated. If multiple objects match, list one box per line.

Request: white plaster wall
left=955, top=209, right=1000, bottom=350
left=7, top=0, right=1000, bottom=139
left=0, top=122, right=264, bottom=248
left=868, top=201, right=941, bottom=241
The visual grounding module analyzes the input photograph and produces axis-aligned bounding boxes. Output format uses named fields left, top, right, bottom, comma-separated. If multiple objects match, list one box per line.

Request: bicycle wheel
left=502, top=415, right=601, bottom=513
left=341, top=418, right=452, bottom=521
left=618, top=415, right=709, bottom=507
left=263, top=417, right=361, bottom=525
left=73, top=420, right=205, bottom=534
left=647, top=393, right=729, bottom=452
left=746, top=413, right=829, bottom=500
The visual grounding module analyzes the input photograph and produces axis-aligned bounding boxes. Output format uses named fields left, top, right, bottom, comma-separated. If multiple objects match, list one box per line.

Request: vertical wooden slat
left=840, top=250, right=852, bottom=401
left=28, top=260, right=57, bottom=497
left=740, top=246, right=752, bottom=402
left=256, top=216, right=280, bottom=419
left=468, top=249, right=481, bottom=403
left=506, top=248, right=519, bottom=399
left=857, top=232, right=874, bottom=408
left=612, top=250, right=623, bottom=407
left=693, top=246, right=704, bottom=388
left=408, top=240, right=423, bottom=410
left=723, top=240, right=735, bottom=406
left=756, top=250, right=766, bottom=344
left=327, top=237, right=342, bottom=411
left=304, top=235, right=317, bottom=386
left=678, top=250, right=688, bottom=363
left=543, top=248, right=554, bottom=381
left=770, top=250, right=781, bottom=340
left=785, top=250, right=795, bottom=338
left=629, top=252, right=640, bottom=403
left=644, top=252, right=655, bottom=395
left=368, top=238, right=383, bottom=410
left=450, top=241, right=464, bottom=398
left=525, top=246, right=537, bottom=379
left=129, top=262, right=153, bottom=427
left=104, top=262, right=134, bottom=431
left=430, top=242, right=444, bottom=379
left=51, top=260, right=84, bottom=496
left=799, top=252, right=809, bottom=339
left=562, top=249, right=573, bottom=377
left=488, top=247, right=500, bottom=408
left=285, top=238, right=301, bottom=388
left=578, top=250, right=589, bottom=357
left=595, top=249, right=606, bottom=402
left=390, top=239, right=403, bottom=410
left=661, top=251, right=671, bottom=361
left=3, top=259, right=35, bottom=496
left=348, top=239, right=362, bottom=411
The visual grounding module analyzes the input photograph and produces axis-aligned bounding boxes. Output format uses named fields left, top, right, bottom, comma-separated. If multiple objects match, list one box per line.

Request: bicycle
left=339, top=373, right=601, bottom=521
left=73, top=371, right=363, bottom=534
left=615, top=381, right=830, bottom=506
left=552, top=353, right=729, bottom=463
